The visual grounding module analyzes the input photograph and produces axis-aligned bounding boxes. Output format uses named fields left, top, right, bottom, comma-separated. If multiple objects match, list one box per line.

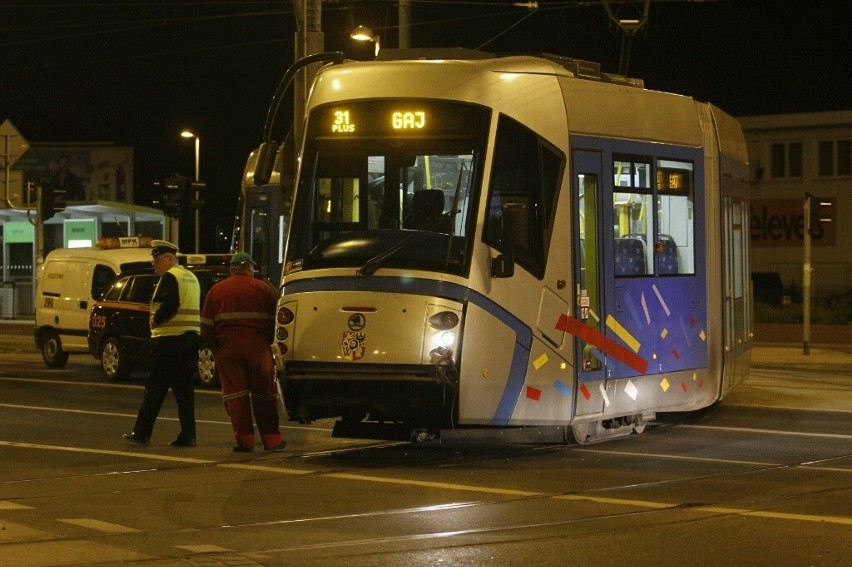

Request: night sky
left=1, top=1, right=847, bottom=248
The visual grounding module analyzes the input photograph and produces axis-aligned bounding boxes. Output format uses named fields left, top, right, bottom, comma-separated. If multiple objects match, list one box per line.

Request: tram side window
left=656, top=159, right=695, bottom=276
left=613, top=157, right=652, bottom=276
left=483, top=114, right=563, bottom=279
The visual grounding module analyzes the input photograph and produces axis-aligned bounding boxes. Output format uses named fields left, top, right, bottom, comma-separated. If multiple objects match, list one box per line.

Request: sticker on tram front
left=342, top=330, right=366, bottom=360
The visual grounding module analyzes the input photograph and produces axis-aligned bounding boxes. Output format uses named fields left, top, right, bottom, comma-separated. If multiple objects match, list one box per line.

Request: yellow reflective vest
left=150, top=265, right=201, bottom=338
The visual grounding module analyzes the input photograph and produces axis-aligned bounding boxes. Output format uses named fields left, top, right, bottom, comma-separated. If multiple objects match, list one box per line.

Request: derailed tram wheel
left=568, top=421, right=594, bottom=445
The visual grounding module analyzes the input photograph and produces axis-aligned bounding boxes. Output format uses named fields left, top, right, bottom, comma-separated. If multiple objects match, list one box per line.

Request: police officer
left=201, top=252, right=285, bottom=452
left=123, top=240, right=201, bottom=447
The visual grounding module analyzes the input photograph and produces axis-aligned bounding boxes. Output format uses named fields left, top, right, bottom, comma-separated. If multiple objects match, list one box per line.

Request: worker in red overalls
left=201, top=252, right=285, bottom=452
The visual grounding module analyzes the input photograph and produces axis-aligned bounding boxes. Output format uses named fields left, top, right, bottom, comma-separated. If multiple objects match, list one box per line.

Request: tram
left=252, top=49, right=752, bottom=443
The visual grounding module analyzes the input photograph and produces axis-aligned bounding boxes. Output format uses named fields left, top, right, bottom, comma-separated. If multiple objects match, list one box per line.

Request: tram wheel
left=568, top=421, right=595, bottom=445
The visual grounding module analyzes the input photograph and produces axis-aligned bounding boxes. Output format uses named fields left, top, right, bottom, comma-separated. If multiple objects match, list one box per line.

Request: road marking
left=219, top=462, right=313, bottom=475
left=2, top=440, right=850, bottom=527
left=0, top=440, right=214, bottom=464
left=0, top=375, right=221, bottom=394
left=175, top=545, right=233, bottom=553
left=695, top=506, right=852, bottom=526
left=723, top=402, right=852, bottom=413
left=0, top=403, right=331, bottom=432
left=0, top=500, right=32, bottom=510
left=0, top=403, right=226, bottom=425
left=58, top=518, right=140, bottom=533
left=677, top=423, right=852, bottom=440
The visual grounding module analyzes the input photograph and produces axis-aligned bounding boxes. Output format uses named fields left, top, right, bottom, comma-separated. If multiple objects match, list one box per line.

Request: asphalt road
left=1, top=329, right=850, bottom=567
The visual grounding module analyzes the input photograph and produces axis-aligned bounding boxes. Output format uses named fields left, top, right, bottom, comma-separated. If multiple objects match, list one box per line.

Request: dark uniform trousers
left=132, top=331, right=201, bottom=440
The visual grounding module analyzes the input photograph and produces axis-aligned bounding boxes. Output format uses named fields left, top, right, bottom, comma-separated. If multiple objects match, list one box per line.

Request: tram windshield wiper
left=444, top=165, right=467, bottom=266
left=356, top=217, right=448, bottom=277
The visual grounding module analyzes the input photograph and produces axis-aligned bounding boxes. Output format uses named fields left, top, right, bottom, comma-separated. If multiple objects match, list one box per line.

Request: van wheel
left=100, top=337, right=131, bottom=381
left=41, top=330, right=69, bottom=368
left=197, top=344, right=219, bottom=388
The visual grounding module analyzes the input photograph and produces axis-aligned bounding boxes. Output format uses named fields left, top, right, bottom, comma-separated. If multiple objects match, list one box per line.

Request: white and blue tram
left=258, top=50, right=752, bottom=443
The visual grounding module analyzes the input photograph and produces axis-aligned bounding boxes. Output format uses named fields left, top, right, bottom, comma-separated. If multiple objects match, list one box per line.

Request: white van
left=34, top=236, right=155, bottom=367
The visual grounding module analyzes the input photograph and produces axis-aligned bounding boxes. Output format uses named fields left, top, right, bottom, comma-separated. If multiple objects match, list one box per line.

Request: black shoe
left=264, top=441, right=286, bottom=452
left=232, top=445, right=254, bottom=453
left=123, top=433, right=150, bottom=445
left=169, top=438, right=196, bottom=447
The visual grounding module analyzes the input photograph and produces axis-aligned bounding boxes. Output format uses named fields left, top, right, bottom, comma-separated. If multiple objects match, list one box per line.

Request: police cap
left=150, top=240, right=179, bottom=257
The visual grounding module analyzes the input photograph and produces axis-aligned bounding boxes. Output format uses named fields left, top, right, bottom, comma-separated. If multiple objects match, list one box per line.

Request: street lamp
left=180, top=130, right=200, bottom=253
left=350, top=25, right=380, bottom=58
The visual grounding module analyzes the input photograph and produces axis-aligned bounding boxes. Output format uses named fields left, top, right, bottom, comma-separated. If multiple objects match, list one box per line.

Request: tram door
left=722, top=196, right=749, bottom=391
left=243, top=185, right=285, bottom=283
left=572, top=150, right=606, bottom=416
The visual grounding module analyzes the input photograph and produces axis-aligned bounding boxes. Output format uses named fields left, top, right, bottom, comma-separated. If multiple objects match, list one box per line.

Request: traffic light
left=806, top=193, right=832, bottom=237
left=25, top=181, right=35, bottom=207
left=154, top=177, right=183, bottom=218
left=190, top=181, right=206, bottom=210
left=39, top=184, right=65, bottom=220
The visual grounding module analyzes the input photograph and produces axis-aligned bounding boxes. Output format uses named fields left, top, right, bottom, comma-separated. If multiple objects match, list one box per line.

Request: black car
left=87, top=254, right=237, bottom=387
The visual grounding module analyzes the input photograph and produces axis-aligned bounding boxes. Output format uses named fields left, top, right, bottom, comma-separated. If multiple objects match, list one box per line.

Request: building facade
left=741, top=110, right=852, bottom=297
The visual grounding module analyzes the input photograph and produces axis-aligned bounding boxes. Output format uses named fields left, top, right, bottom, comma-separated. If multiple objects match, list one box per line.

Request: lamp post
left=180, top=130, right=200, bottom=252
left=350, top=25, right=380, bottom=58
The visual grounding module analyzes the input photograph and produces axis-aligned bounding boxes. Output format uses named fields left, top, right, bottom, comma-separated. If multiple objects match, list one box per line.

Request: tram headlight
left=431, top=330, right=455, bottom=348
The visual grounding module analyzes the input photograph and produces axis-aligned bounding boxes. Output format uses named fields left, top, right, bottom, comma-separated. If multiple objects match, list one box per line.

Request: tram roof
left=376, top=48, right=644, bottom=89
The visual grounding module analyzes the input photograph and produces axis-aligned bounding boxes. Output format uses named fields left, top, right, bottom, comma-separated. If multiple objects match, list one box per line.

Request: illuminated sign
left=392, top=111, right=425, bottom=130
left=332, top=110, right=355, bottom=133
left=313, top=100, right=488, bottom=140
left=656, top=168, right=690, bottom=193
left=329, top=109, right=427, bottom=134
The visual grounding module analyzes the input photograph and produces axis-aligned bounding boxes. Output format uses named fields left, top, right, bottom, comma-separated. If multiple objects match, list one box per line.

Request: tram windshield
left=285, top=100, right=490, bottom=276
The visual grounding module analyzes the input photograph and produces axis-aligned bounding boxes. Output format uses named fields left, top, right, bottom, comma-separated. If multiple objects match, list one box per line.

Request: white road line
left=723, top=402, right=852, bottom=413
left=2, top=440, right=850, bottom=527
left=174, top=545, right=233, bottom=553
left=0, top=375, right=220, bottom=394
left=58, top=518, right=140, bottom=533
left=0, top=403, right=332, bottom=432
left=0, top=500, right=33, bottom=510
left=676, top=423, right=852, bottom=440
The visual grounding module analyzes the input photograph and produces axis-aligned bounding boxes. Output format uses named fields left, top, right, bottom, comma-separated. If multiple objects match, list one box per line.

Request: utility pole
left=802, top=194, right=813, bottom=355
left=292, top=0, right=324, bottom=160
left=399, top=0, right=411, bottom=48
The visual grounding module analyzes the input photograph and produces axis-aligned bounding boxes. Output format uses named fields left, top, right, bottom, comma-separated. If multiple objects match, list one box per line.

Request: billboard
left=750, top=198, right=836, bottom=247
left=11, top=144, right=133, bottom=203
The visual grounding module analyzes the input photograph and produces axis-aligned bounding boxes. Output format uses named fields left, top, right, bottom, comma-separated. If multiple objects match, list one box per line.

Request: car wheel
left=100, top=337, right=131, bottom=381
left=41, top=330, right=69, bottom=368
left=197, top=344, right=219, bottom=388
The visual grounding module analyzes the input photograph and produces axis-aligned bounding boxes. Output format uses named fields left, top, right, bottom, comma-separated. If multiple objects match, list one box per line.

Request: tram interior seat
left=404, top=189, right=448, bottom=231
left=656, top=234, right=679, bottom=275
left=614, top=237, right=646, bottom=275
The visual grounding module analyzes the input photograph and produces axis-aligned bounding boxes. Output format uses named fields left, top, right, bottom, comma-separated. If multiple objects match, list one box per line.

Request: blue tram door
left=572, top=150, right=607, bottom=415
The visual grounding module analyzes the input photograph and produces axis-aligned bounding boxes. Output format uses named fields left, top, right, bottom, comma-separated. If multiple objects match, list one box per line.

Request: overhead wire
left=0, top=1, right=587, bottom=72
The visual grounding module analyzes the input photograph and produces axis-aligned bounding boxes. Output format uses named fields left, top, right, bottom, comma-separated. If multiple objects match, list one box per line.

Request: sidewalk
left=0, top=320, right=34, bottom=354
left=752, top=342, right=852, bottom=371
